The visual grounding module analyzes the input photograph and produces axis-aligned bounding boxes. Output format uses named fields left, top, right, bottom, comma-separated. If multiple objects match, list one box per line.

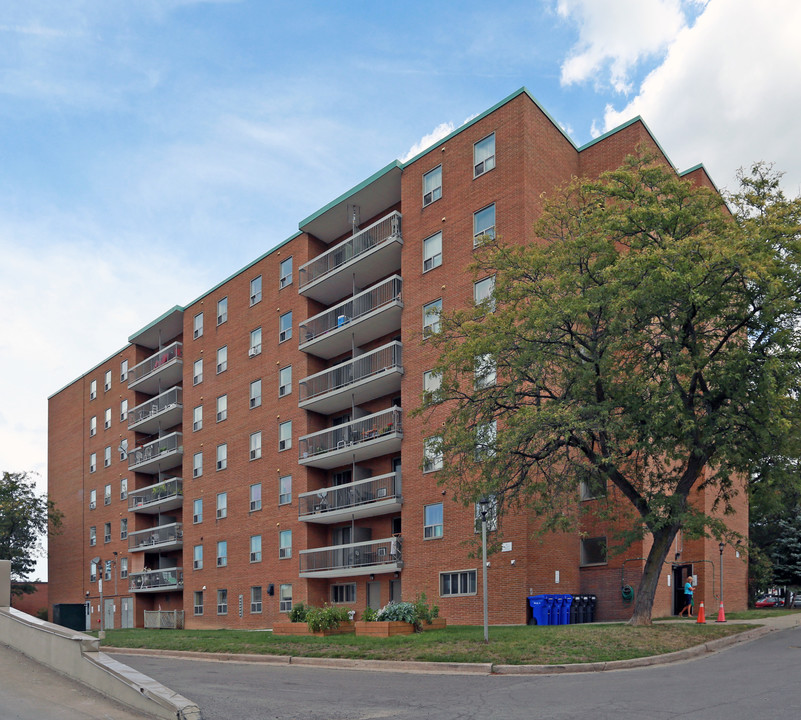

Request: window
left=89, top=489, right=96, bottom=510
left=193, top=544, right=203, bottom=570
left=440, top=569, right=477, bottom=597
left=104, top=560, right=112, bottom=581
left=194, top=591, right=204, bottom=616
left=104, top=447, right=111, bottom=468
left=250, top=379, right=262, bottom=408
left=104, top=483, right=111, bottom=504
left=89, top=379, right=97, bottom=401
left=193, top=498, right=203, bottom=524
left=475, top=420, right=497, bottom=461
left=250, top=535, right=262, bottom=563
left=120, top=359, right=128, bottom=383
left=193, top=405, right=203, bottom=432
left=120, top=518, right=128, bottom=540
left=249, top=327, right=262, bottom=357
left=331, top=583, right=356, bottom=604
left=104, top=522, right=111, bottom=543
left=250, top=431, right=262, bottom=460
left=474, top=276, right=496, bottom=312
left=251, top=586, right=263, bottom=613
left=104, top=408, right=112, bottom=430
left=279, top=529, right=292, bottom=559
left=120, top=557, right=128, bottom=579
left=580, top=537, right=608, bottom=566
left=217, top=541, right=228, bottom=567
left=423, top=370, right=442, bottom=402
left=89, top=453, right=96, bottom=473
left=279, top=257, right=293, bottom=289
left=89, top=526, right=96, bottom=546
left=216, top=492, right=227, bottom=519
left=279, top=584, right=293, bottom=613
left=580, top=478, right=608, bottom=501
left=193, top=359, right=203, bottom=385
left=423, top=436, right=443, bottom=473
left=104, top=370, right=112, bottom=392
left=89, top=416, right=96, bottom=437
left=249, top=483, right=262, bottom=512
left=423, top=299, right=442, bottom=338
left=423, top=165, right=442, bottom=206
left=216, top=394, right=227, bottom=422
left=279, top=420, right=292, bottom=451
left=279, top=475, right=292, bottom=506
left=279, top=311, right=292, bottom=343
left=250, top=275, right=263, bottom=305
left=424, top=503, right=444, bottom=539
left=217, top=589, right=228, bottom=615
left=422, top=231, right=442, bottom=272
left=473, top=203, right=496, bottom=246
left=216, top=443, right=227, bottom=471
left=216, top=346, right=228, bottom=374
left=474, top=133, right=495, bottom=177
left=278, top=366, right=291, bottom=397
left=193, top=312, right=204, bottom=339
left=90, top=560, right=97, bottom=582
left=120, top=477, right=127, bottom=500
left=193, top=451, right=203, bottom=478
left=474, top=495, right=498, bottom=532
left=217, top=296, right=228, bottom=325
left=118, top=439, right=128, bottom=461
left=120, top=399, right=128, bottom=423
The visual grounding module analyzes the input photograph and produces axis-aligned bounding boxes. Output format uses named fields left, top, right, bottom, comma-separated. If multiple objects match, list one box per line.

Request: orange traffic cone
left=696, top=601, right=706, bottom=624
left=716, top=602, right=726, bottom=623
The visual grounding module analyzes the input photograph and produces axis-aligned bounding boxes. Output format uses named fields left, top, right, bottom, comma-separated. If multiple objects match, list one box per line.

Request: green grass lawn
left=99, top=622, right=755, bottom=666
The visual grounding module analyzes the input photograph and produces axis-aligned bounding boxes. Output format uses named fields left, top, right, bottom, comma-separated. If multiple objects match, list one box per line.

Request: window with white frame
left=193, top=405, right=203, bottom=432
left=474, top=276, right=496, bottom=312
left=193, top=498, right=203, bottom=524
left=89, top=416, right=96, bottom=437
left=424, top=502, right=444, bottom=539
left=580, top=477, right=608, bottom=501
left=250, top=274, right=262, bottom=305
left=104, top=447, right=111, bottom=468
left=423, top=299, right=442, bottom=338
left=279, top=257, right=293, bottom=289
left=473, top=203, right=496, bottom=246
left=104, top=408, right=111, bottom=429
left=279, top=475, right=291, bottom=505
left=475, top=420, right=497, bottom=461
left=193, top=544, right=203, bottom=570
left=193, top=451, right=203, bottom=478
left=193, top=359, right=203, bottom=385
left=104, top=522, right=111, bottom=543
left=89, top=526, right=96, bottom=546
left=216, top=443, right=227, bottom=471
left=104, top=559, right=112, bottom=580
left=580, top=537, right=607, bottom=566
left=89, top=560, right=97, bottom=582
left=331, top=583, right=356, bottom=604
left=118, top=439, right=128, bottom=461
left=279, top=420, right=292, bottom=451
left=279, top=529, right=292, bottom=559
left=217, top=541, right=228, bottom=567
left=120, top=557, right=128, bottom=579
left=423, top=370, right=442, bottom=402
left=250, top=379, right=262, bottom=408
left=89, top=489, right=96, bottom=509
left=216, top=394, right=227, bottom=422
left=104, top=370, right=112, bottom=392
left=279, top=584, right=292, bottom=612
left=440, top=569, right=477, bottom=596
left=278, top=366, right=291, bottom=397
left=250, top=483, right=262, bottom=512
left=120, top=359, right=128, bottom=382
left=474, top=133, right=495, bottom=177
left=422, top=231, right=442, bottom=272
left=120, top=477, right=127, bottom=500
left=193, top=312, right=204, bottom=339
left=89, top=453, right=96, bottom=473
left=423, top=165, right=442, bottom=206
left=104, top=483, right=111, bottom=504
left=120, top=399, right=128, bottom=423
left=249, top=327, right=262, bottom=356
left=217, top=296, right=228, bottom=325
left=216, top=492, right=227, bottom=519
left=217, top=589, right=228, bottom=615
left=194, top=591, right=204, bottom=615
left=251, top=585, right=263, bottom=613
left=250, top=535, right=262, bottom=563
left=423, top=436, right=443, bottom=472
left=216, top=346, right=228, bottom=374
left=279, top=311, right=292, bottom=342
left=475, top=354, right=496, bottom=389
left=474, top=494, right=498, bottom=532
left=89, top=379, right=97, bottom=401
left=250, top=431, right=262, bottom=460
left=120, top=517, right=128, bottom=539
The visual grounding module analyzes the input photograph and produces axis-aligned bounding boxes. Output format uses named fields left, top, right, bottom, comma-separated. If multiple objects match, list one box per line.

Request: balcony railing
left=299, top=212, right=402, bottom=304
left=298, top=276, right=403, bottom=359
left=299, top=471, right=401, bottom=523
left=128, top=386, right=183, bottom=433
left=128, top=432, right=183, bottom=474
left=298, top=341, right=403, bottom=414
left=128, top=522, right=183, bottom=552
left=128, top=477, right=183, bottom=514
left=299, top=537, right=402, bottom=578
left=299, top=407, right=402, bottom=469
left=129, top=567, right=183, bottom=593
left=128, top=341, right=183, bottom=394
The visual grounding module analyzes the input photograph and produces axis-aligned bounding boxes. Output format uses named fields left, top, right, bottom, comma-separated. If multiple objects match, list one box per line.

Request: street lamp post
left=478, top=497, right=490, bottom=644
left=91, top=555, right=104, bottom=639
left=717, top=542, right=725, bottom=623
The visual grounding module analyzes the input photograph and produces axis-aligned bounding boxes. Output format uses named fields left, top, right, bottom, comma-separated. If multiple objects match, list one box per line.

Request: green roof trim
left=48, top=344, right=131, bottom=399
left=679, top=162, right=721, bottom=192
left=128, top=305, right=184, bottom=344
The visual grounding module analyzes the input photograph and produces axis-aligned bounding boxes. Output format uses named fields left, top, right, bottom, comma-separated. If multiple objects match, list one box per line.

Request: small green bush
left=414, top=592, right=439, bottom=625
left=361, top=606, right=378, bottom=622
left=376, top=601, right=419, bottom=628
left=288, top=602, right=308, bottom=623
left=306, top=604, right=350, bottom=632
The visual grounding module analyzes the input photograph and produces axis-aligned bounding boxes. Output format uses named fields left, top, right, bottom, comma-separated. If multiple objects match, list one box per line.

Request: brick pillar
left=0, top=560, right=10, bottom=608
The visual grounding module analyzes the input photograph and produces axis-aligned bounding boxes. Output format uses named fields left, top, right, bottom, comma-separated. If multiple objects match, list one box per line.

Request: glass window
left=423, top=370, right=442, bottom=402
left=279, top=420, right=292, bottom=451
left=217, top=541, right=228, bottom=567
left=193, top=312, right=204, bottom=339
left=250, top=275, right=263, bottom=305
left=104, top=559, right=112, bottom=580
left=104, top=408, right=112, bottom=429
left=193, top=405, right=203, bottom=432
left=193, top=544, right=203, bottom=570
left=89, top=416, right=96, bottom=436
left=474, top=276, right=496, bottom=312
left=118, top=438, right=128, bottom=461
left=279, top=257, right=293, bottom=289
left=423, top=299, right=442, bottom=338
left=250, top=327, right=262, bottom=356
left=104, top=447, right=111, bottom=468
left=216, top=443, right=227, bottom=471
left=475, top=420, right=497, bottom=461
left=217, top=589, right=228, bottom=615
left=279, top=311, right=292, bottom=342
left=250, top=535, right=262, bottom=563
left=475, top=354, right=496, bottom=388
left=89, top=453, right=96, bottom=473
left=474, top=133, right=495, bottom=177
left=90, top=560, right=97, bottom=582
left=424, top=503, right=443, bottom=539
left=279, top=475, right=292, bottom=506
left=247, top=379, right=262, bottom=409
left=120, top=557, right=128, bottom=579
left=89, top=489, right=96, bottom=509
left=193, top=359, right=203, bottom=385
left=194, top=591, right=204, bottom=615
left=581, top=537, right=608, bottom=566
left=251, top=586, right=263, bottom=613
left=474, top=495, right=498, bottom=532
left=473, top=204, right=496, bottom=246
left=250, top=431, right=262, bottom=460
left=120, top=359, right=128, bottom=382
left=216, top=492, right=227, bottom=519
left=279, top=584, right=293, bottom=612
left=89, top=379, right=97, bottom=400
left=104, top=522, right=111, bottom=543
left=104, top=370, right=112, bottom=392
left=120, top=477, right=127, bottom=500
left=440, top=570, right=477, bottom=596
left=423, top=165, right=442, bottom=206
left=423, top=231, right=442, bottom=272
left=331, top=583, right=356, bottom=604
left=250, top=483, right=262, bottom=512
left=193, top=498, right=203, bottom=524
left=279, top=529, right=292, bottom=559
left=217, top=296, right=228, bottom=325
left=216, top=346, right=228, bottom=374
left=193, top=451, right=203, bottom=478
left=216, top=394, right=227, bottom=422
left=120, top=399, right=128, bottom=423
left=104, top=483, right=111, bottom=504
left=120, top=517, right=128, bottom=539
left=278, top=366, right=292, bottom=397
left=89, top=526, right=96, bottom=546
left=423, top=436, right=443, bottom=473
left=580, top=478, right=608, bottom=501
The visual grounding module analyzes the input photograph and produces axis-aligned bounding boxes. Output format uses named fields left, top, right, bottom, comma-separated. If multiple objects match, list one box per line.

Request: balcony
left=299, top=471, right=401, bottom=524
left=128, top=341, right=183, bottom=395
left=299, top=276, right=402, bottom=359
left=298, top=341, right=403, bottom=415
left=129, top=567, right=183, bottom=593
left=299, top=537, right=402, bottom=578
left=128, top=432, right=183, bottom=474
left=128, top=522, right=183, bottom=553
left=128, top=386, right=183, bottom=434
left=299, top=407, right=402, bottom=469
left=298, top=211, right=402, bottom=305
left=128, top=477, right=183, bottom=514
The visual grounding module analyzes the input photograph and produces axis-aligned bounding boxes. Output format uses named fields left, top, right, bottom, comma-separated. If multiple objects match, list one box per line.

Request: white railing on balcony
left=298, top=342, right=402, bottom=404
left=129, top=567, right=183, bottom=591
left=128, top=432, right=182, bottom=471
left=299, top=211, right=402, bottom=291
left=128, top=477, right=183, bottom=511
left=299, top=471, right=399, bottom=518
left=299, top=536, right=402, bottom=574
left=128, top=341, right=183, bottom=387
left=128, top=522, right=183, bottom=552
left=128, top=386, right=183, bottom=429
left=299, top=276, right=402, bottom=344
left=299, top=407, right=401, bottom=462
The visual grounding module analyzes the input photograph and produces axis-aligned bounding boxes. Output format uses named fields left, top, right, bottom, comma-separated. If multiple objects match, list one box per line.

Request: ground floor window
left=440, top=569, right=477, bottom=597
left=217, top=589, right=228, bottom=615
left=194, top=591, right=203, bottom=615
left=331, top=583, right=356, bottom=604
left=279, top=584, right=292, bottom=612
left=250, top=586, right=262, bottom=613
left=580, top=537, right=607, bottom=566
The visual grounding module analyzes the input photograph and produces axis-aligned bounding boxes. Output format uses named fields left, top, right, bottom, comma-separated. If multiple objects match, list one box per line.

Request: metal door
left=120, top=597, right=134, bottom=628
left=104, top=598, right=115, bottom=630
left=366, top=581, right=381, bottom=609
left=85, top=601, right=91, bottom=631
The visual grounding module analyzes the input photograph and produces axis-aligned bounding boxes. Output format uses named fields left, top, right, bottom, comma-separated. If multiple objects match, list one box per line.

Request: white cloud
left=401, top=122, right=456, bottom=162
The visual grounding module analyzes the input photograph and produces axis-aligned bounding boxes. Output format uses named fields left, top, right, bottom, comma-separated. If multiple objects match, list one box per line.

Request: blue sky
left=1, top=0, right=799, bottom=578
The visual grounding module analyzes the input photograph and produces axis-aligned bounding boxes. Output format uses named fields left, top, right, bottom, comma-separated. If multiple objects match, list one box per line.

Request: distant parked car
left=755, top=596, right=784, bottom=608
left=792, top=595, right=801, bottom=608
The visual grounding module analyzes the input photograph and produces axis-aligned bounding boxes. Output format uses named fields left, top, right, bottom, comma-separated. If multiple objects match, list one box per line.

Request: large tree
left=0, top=471, right=61, bottom=587
left=419, top=154, right=801, bottom=624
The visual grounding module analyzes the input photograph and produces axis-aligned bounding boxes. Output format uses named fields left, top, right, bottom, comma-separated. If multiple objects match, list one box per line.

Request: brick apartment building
left=47, top=88, right=748, bottom=631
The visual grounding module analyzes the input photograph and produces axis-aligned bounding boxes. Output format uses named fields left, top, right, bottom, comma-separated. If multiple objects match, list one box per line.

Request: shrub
left=414, top=592, right=439, bottom=625
left=361, top=606, right=378, bottom=622
left=376, top=601, right=420, bottom=629
left=306, top=604, right=350, bottom=632
left=288, top=602, right=308, bottom=623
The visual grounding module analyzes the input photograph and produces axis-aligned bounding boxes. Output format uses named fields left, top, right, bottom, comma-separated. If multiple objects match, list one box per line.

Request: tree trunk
left=628, top=526, right=680, bottom=626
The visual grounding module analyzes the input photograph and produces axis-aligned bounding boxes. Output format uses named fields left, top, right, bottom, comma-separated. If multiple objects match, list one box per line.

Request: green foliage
left=305, top=604, right=350, bottom=632
left=413, top=592, right=440, bottom=624
left=288, top=602, right=308, bottom=623
left=375, top=601, right=419, bottom=627
left=360, top=606, right=378, bottom=622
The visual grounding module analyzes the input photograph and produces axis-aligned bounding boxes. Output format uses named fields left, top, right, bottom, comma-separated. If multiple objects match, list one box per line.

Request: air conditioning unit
left=217, top=557, right=226, bottom=567
left=248, top=347, right=258, bottom=357
left=279, top=547, right=291, bottom=559
left=89, top=501, right=96, bottom=510
left=193, top=560, right=202, bottom=569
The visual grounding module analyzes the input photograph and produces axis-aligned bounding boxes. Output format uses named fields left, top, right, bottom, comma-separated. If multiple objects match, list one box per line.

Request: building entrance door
left=366, top=581, right=381, bottom=609
left=389, top=578, right=401, bottom=603
left=85, top=601, right=91, bottom=631
left=120, top=597, right=133, bottom=628
left=104, top=598, right=115, bottom=630
left=673, top=564, right=693, bottom=615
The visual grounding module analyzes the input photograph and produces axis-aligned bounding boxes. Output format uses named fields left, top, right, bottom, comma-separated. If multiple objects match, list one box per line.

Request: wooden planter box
left=421, top=617, right=447, bottom=631
left=354, top=620, right=415, bottom=637
left=272, top=621, right=354, bottom=637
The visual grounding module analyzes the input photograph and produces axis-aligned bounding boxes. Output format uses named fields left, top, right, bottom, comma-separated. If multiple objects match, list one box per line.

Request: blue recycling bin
left=560, top=594, right=573, bottom=624
left=527, top=595, right=549, bottom=625
left=546, top=594, right=561, bottom=625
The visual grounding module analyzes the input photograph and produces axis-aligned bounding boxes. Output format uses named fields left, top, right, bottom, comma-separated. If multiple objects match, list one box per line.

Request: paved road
left=113, top=625, right=801, bottom=720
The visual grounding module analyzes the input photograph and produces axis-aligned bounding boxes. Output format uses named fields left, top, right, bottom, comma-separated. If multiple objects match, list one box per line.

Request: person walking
left=679, top=575, right=694, bottom=617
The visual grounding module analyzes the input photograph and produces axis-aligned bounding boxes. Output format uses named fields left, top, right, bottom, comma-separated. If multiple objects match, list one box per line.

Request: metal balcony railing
left=128, top=432, right=183, bottom=472
left=128, top=477, right=183, bottom=512
left=299, top=407, right=401, bottom=462
left=128, top=341, right=183, bottom=388
left=128, top=386, right=183, bottom=430
left=129, top=567, right=183, bottom=592
left=128, top=522, right=183, bottom=552
left=299, top=211, right=401, bottom=290
left=299, top=536, right=402, bottom=575
left=299, top=471, right=399, bottom=518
